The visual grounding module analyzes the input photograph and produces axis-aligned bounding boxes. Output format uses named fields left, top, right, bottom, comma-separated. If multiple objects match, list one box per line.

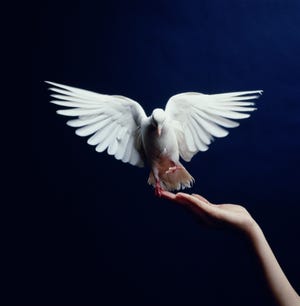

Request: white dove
left=46, top=81, right=262, bottom=196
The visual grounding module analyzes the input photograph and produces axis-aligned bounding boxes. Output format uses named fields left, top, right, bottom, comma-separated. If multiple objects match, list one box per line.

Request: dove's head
left=151, top=108, right=166, bottom=136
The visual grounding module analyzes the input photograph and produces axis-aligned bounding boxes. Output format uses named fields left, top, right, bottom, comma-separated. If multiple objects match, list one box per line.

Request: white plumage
left=46, top=81, right=262, bottom=195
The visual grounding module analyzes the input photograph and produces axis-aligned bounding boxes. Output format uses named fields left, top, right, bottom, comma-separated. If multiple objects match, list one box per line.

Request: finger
left=160, top=191, right=210, bottom=224
left=191, top=194, right=216, bottom=208
left=174, top=193, right=195, bottom=206
left=160, top=190, right=176, bottom=200
left=191, top=193, right=210, bottom=204
left=175, top=194, right=216, bottom=226
left=160, top=191, right=197, bottom=209
left=161, top=191, right=195, bottom=206
left=176, top=193, right=207, bottom=206
left=176, top=193, right=219, bottom=216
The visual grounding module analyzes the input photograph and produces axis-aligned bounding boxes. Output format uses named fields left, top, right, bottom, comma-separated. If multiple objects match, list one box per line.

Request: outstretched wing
left=46, top=81, right=147, bottom=167
left=165, top=90, right=263, bottom=162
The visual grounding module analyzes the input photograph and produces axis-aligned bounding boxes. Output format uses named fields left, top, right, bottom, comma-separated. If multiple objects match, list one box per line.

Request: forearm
left=246, top=222, right=300, bottom=306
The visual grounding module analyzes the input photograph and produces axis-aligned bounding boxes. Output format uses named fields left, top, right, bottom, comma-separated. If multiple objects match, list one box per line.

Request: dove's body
left=141, top=115, right=194, bottom=193
left=141, top=116, right=178, bottom=162
left=46, top=81, right=262, bottom=194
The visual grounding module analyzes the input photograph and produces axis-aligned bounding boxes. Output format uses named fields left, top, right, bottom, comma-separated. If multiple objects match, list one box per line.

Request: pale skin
left=161, top=190, right=300, bottom=306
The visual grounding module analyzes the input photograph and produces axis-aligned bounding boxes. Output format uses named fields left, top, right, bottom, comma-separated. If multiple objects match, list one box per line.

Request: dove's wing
left=165, top=90, right=263, bottom=162
left=46, top=81, right=147, bottom=167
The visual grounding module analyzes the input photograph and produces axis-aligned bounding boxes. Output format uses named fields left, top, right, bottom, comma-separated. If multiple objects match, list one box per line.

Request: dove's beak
left=157, top=127, right=162, bottom=137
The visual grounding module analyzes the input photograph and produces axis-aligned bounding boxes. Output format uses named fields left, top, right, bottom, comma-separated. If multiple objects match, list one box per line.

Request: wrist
left=243, top=219, right=263, bottom=242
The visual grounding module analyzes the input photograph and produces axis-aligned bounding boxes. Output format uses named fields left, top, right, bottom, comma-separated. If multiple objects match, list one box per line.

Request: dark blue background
left=28, top=0, right=300, bottom=305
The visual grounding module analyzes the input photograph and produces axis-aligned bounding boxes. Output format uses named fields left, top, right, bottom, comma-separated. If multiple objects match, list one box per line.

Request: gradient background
left=27, top=0, right=300, bottom=305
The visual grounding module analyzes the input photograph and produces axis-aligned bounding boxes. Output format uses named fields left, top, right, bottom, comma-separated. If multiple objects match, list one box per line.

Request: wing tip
left=74, top=129, right=86, bottom=137
left=45, top=80, right=69, bottom=91
left=254, top=90, right=263, bottom=97
left=45, top=80, right=62, bottom=91
left=66, top=120, right=76, bottom=127
left=50, top=100, right=60, bottom=105
left=56, top=109, right=68, bottom=116
left=45, top=80, right=56, bottom=86
left=239, top=90, right=263, bottom=98
left=250, top=90, right=263, bottom=98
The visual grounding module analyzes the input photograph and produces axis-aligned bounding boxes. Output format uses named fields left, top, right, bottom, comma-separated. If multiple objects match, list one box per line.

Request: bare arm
left=247, top=221, right=299, bottom=306
left=161, top=191, right=300, bottom=306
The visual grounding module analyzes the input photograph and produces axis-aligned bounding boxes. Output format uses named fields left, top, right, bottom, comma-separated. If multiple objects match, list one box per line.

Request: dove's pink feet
left=165, top=165, right=182, bottom=174
left=155, top=181, right=163, bottom=197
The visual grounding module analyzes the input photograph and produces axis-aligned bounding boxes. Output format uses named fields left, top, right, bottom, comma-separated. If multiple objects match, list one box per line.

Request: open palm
left=161, top=191, right=255, bottom=233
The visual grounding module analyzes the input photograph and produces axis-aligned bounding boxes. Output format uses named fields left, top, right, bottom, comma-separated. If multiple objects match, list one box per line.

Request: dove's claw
left=155, top=188, right=162, bottom=197
left=165, top=165, right=182, bottom=174
left=155, top=182, right=163, bottom=197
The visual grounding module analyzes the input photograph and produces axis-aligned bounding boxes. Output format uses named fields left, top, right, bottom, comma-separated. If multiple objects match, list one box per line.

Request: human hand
left=161, top=191, right=300, bottom=305
left=161, top=191, right=257, bottom=234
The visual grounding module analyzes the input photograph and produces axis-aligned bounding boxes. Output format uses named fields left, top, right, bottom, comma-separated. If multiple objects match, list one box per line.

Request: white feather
left=165, top=90, right=262, bottom=160
left=190, top=117, right=210, bottom=149
left=115, top=132, right=130, bottom=161
left=190, top=115, right=212, bottom=145
left=116, top=127, right=127, bottom=141
left=107, top=138, right=119, bottom=156
left=47, top=81, right=263, bottom=190
left=184, top=126, right=198, bottom=152
left=122, top=136, right=134, bottom=163
left=87, top=121, right=117, bottom=145
left=192, top=110, right=239, bottom=128
left=67, top=115, right=107, bottom=128
left=50, top=94, right=106, bottom=104
left=57, top=108, right=103, bottom=116
left=96, top=126, right=119, bottom=153
left=47, top=81, right=146, bottom=167
left=51, top=100, right=103, bottom=108
left=75, top=119, right=112, bottom=137
left=193, top=112, right=229, bottom=138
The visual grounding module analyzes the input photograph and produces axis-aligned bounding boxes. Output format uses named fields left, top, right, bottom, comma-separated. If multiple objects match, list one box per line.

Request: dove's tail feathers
left=148, top=161, right=194, bottom=191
